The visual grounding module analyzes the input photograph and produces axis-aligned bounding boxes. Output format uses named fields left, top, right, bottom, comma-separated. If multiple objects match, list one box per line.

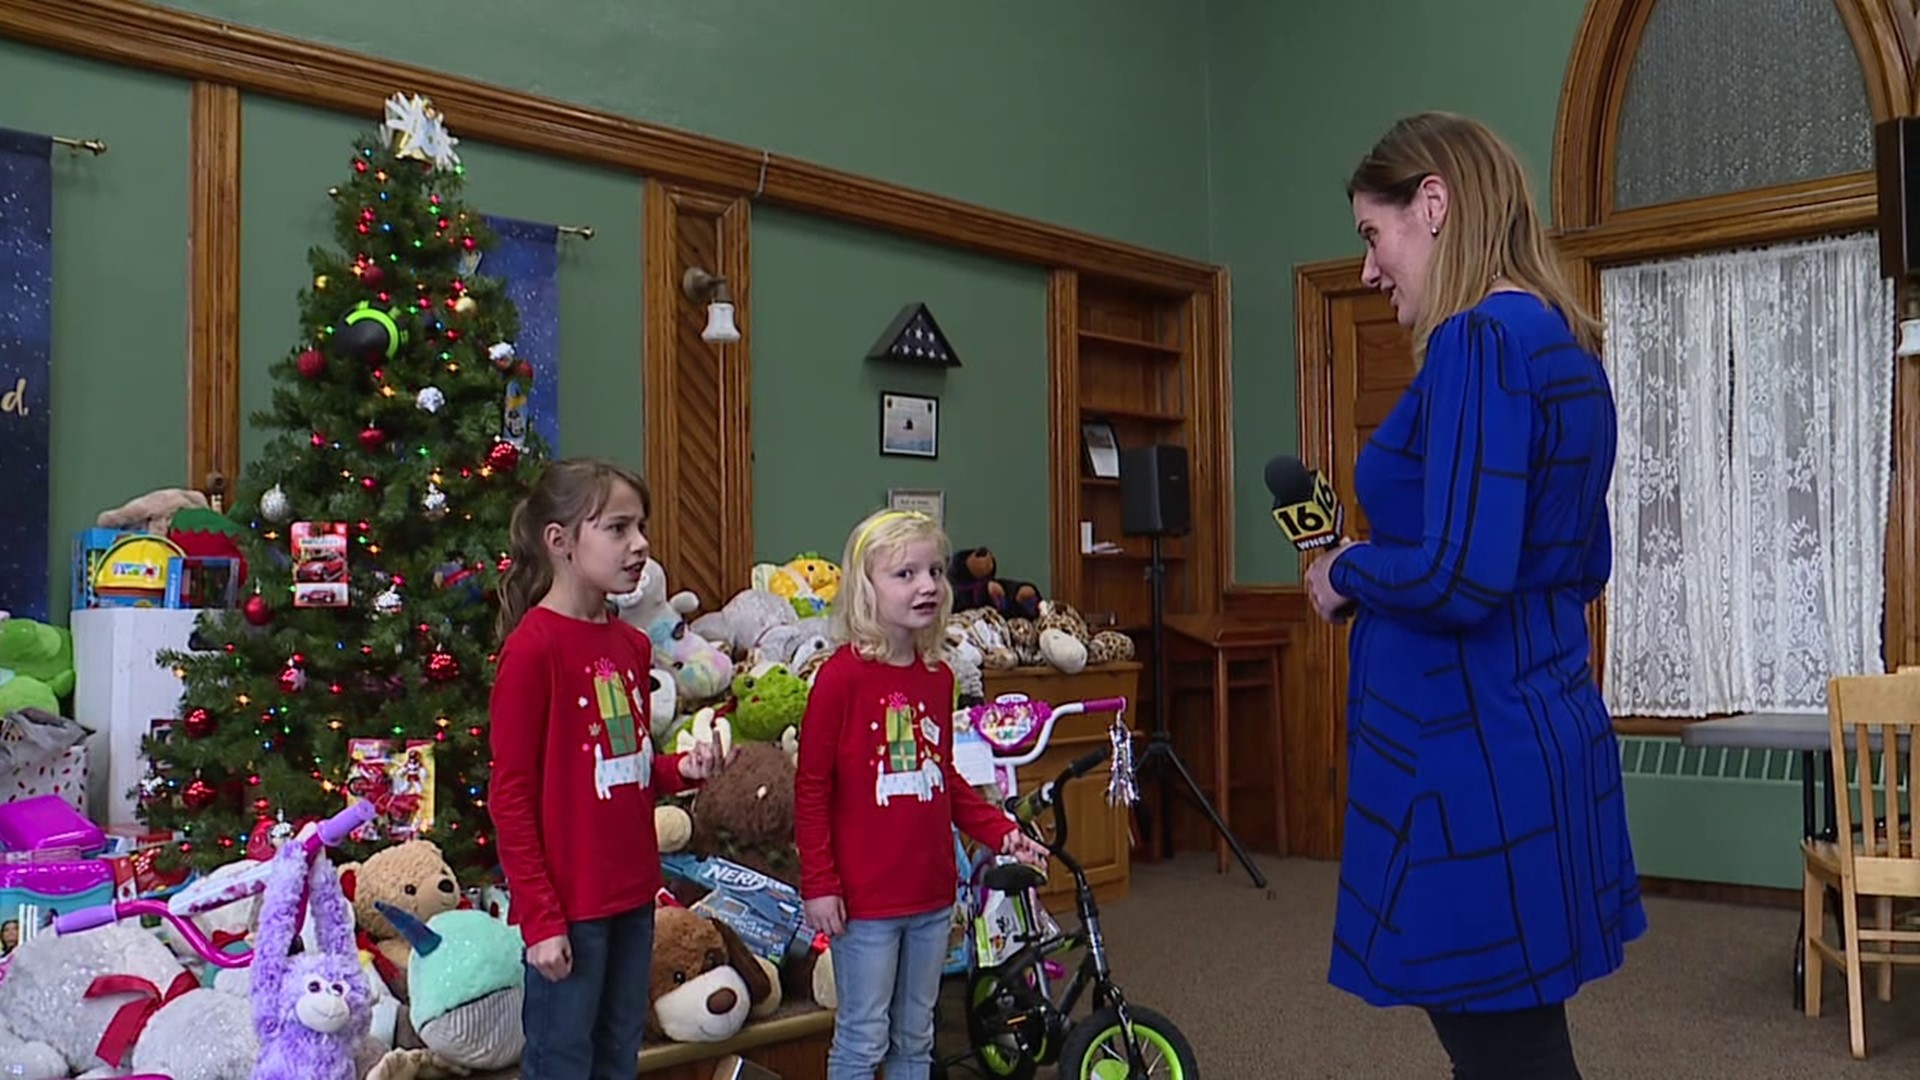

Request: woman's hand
left=527, top=933, right=573, bottom=982
left=804, top=895, right=847, bottom=938
left=1304, top=540, right=1358, bottom=623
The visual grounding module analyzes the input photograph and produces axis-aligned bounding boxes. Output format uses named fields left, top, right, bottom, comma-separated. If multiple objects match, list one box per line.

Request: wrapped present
left=0, top=709, right=91, bottom=816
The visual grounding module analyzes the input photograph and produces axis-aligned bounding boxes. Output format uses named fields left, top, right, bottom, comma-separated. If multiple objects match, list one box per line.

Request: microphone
left=1263, top=455, right=1345, bottom=552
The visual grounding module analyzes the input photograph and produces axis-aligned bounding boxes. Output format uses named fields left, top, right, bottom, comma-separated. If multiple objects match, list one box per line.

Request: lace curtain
left=1602, top=233, right=1895, bottom=716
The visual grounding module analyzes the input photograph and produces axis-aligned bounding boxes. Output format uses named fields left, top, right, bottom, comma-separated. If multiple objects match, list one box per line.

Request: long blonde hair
left=1346, top=111, right=1601, bottom=362
left=831, top=509, right=952, bottom=666
left=496, top=457, right=653, bottom=644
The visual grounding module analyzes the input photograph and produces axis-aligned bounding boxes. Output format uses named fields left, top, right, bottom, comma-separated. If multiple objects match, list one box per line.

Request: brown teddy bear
left=96, top=486, right=211, bottom=534
left=339, top=838, right=463, bottom=1002
left=688, top=741, right=798, bottom=884
left=649, top=906, right=776, bottom=1043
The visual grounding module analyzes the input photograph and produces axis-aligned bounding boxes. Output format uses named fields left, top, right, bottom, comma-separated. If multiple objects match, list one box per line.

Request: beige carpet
left=932, top=854, right=1920, bottom=1078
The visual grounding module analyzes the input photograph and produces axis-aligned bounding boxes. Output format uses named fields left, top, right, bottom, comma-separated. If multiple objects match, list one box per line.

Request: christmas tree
left=147, top=94, right=545, bottom=876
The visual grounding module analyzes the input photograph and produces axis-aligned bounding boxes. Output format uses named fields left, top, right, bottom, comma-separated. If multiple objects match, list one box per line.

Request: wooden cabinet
left=980, top=662, right=1140, bottom=911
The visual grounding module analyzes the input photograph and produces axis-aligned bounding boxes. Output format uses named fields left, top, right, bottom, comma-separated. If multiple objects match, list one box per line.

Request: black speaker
left=1876, top=116, right=1920, bottom=280
left=1119, top=443, right=1190, bottom=537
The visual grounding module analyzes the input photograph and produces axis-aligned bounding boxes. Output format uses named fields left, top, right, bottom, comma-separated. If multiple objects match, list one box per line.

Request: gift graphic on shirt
left=587, top=658, right=653, bottom=800
left=874, top=692, right=945, bottom=806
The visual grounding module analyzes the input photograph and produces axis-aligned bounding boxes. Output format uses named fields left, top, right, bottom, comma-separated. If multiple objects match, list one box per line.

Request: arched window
left=1553, top=0, right=1917, bottom=720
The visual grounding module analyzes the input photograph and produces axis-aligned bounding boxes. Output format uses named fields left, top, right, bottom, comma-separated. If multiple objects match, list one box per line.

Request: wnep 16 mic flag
left=1263, top=454, right=1345, bottom=551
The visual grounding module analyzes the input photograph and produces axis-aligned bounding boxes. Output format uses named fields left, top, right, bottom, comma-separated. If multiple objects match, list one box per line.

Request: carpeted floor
left=933, top=854, right=1920, bottom=1078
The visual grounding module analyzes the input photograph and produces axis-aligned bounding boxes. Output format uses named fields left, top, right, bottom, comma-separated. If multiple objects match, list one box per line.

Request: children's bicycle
left=939, top=694, right=1198, bottom=1080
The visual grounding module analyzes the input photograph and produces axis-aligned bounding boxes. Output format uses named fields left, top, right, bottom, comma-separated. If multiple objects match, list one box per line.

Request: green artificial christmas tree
left=146, top=94, right=547, bottom=875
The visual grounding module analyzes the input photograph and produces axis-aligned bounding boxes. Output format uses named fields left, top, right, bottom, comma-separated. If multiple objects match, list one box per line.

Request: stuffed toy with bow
left=250, top=836, right=374, bottom=1080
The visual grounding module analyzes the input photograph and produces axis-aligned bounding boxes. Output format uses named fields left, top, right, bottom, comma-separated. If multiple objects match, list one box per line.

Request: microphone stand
left=1135, top=531, right=1268, bottom=888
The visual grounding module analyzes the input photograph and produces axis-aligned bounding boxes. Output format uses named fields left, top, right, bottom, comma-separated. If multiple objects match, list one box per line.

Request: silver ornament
left=373, top=586, right=404, bottom=616
left=259, top=483, right=291, bottom=523
left=416, top=386, right=446, bottom=413
left=422, top=482, right=449, bottom=519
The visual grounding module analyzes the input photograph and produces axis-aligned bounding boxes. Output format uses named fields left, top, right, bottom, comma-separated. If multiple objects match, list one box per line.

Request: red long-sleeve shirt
left=487, top=606, right=694, bottom=947
left=795, top=647, right=1017, bottom=920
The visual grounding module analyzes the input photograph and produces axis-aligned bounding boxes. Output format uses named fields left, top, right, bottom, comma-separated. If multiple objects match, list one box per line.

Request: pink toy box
left=0, top=793, right=105, bottom=855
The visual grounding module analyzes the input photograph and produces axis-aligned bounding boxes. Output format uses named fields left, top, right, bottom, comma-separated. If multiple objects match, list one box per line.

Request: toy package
left=661, top=852, right=818, bottom=967
left=344, top=738, right=436, bottom=842
left=290, top=521, right=348, bottom=608
left=0, top=851, right=114, bottom=967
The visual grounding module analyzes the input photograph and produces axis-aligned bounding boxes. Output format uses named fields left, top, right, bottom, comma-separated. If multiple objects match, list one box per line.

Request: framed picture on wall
left=887, top=488, right=946, bottom=526
left=880, top=392, right=939, bottom=458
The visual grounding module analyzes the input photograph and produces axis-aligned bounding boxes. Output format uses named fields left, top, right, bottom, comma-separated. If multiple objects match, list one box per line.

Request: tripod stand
left=1134, top=531, right=1267, bottom=889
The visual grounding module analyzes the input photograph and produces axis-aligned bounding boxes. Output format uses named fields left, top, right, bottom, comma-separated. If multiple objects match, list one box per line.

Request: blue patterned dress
left=1325, top=291, right=1646, bottom=1014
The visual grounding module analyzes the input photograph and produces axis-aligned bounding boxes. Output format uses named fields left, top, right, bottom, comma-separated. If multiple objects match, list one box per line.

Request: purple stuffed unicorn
left=249, top=832, right=373, bottom=1080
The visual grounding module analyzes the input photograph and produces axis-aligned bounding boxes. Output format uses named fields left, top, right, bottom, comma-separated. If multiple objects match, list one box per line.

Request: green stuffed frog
left=728, top=661, right=810, bottom=743
left=0, top=616, right=74, bottom=716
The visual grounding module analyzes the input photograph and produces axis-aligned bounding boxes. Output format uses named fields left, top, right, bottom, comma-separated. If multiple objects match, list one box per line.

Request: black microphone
left=1263, top=454, right=1346, bottom=552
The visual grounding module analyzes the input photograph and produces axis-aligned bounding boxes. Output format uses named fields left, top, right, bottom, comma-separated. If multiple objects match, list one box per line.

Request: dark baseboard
left=1640, top=875, right=1799, bottom=910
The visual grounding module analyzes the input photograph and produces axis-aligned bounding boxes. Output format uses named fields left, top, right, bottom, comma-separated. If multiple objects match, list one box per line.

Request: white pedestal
left=70, top=608, right=204, bottom=826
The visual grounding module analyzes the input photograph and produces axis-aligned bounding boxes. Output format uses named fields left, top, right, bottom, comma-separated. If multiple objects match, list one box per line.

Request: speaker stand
left=1135, top=532, right=1267, bottom=889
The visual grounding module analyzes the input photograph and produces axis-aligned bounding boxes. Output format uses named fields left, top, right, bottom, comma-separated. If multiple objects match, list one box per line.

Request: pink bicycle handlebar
left=51, top=799, right=374, bottom=964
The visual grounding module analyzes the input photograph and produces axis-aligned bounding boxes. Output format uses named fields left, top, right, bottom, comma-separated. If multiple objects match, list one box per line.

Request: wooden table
left=1160, top=613, right=1289, bottom=874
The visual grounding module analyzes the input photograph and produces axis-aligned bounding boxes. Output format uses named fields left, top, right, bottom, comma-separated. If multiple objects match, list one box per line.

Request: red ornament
left=311, top=432, right=326, bottom=448
left=297, top=349, right=326, bottom=379
left=182, top=779, right=217, bottom=811
left=279, top=665, right=307, bottom=694
left=513, top=360, right=533, bottom=380
left=425, top=651, right=460, bottom=682
left=362, top=476, right=378, bottom=491
left=496, top=555, right=513, bottom=574
left=183, top=708, right=215, bottom=739
left=358, top=427, right=387, bottom=450
left=486, top=441, right=520, bottom=472
left=361, top=264, right=385, bottom=286
left=243, top=594, right=272, bottom=626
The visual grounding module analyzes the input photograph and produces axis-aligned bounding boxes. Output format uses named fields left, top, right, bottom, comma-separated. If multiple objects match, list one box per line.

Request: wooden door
left=1292, top=259, right=1416, bottom=855
left=1325, top=289, right=1416, bottom=538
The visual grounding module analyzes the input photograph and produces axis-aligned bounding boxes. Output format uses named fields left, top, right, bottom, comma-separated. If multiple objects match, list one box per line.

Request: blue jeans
left=520, top=903, right=655, bottom=1080
left=827, top=907, right=950, bottom=1080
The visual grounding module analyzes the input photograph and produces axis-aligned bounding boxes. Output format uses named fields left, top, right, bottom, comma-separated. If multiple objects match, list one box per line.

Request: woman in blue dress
left=1303, top=112, right=1646, bottom=1079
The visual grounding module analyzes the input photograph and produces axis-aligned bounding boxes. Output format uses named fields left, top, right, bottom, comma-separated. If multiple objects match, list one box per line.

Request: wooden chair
left=1803, top=671, right=1920, bottom=1058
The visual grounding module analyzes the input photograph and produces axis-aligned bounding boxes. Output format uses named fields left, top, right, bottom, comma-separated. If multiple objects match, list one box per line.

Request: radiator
left=1618, top=736, right=1806, bottom=890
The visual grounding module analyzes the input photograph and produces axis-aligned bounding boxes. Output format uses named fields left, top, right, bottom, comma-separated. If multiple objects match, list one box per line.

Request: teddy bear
left=338, top=838, right=463, bottom=1002
left=96, top=486, right=211, bottom=534
left=949, top=548, right=1042, bottom=620
left=688, top=741, right=798, bottom=884
left=689, top=588, right=797, bottom=658
left=648, top=907, right=774, bottom=1043
left=613, top=557, right=734, bottom=703
left=0, top=920, right=258, bottom=1080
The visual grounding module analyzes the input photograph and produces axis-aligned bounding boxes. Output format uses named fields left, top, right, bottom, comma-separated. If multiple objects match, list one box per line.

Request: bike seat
left=984, top=862, right=1048, bottom=893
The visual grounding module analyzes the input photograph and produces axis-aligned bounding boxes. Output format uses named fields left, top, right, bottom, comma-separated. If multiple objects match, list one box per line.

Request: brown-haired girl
left=488, top=457, right=729, bottom=1079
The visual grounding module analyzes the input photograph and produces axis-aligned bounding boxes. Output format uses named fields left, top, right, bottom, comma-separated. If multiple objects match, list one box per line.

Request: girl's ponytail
left=495, top=498, right=552, bottom=645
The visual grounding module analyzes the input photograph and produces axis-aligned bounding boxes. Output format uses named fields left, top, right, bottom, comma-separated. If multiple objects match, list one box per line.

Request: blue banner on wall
left=481, top=215, right=560, bottom=457
left=0, top=128, right=53, bottom=622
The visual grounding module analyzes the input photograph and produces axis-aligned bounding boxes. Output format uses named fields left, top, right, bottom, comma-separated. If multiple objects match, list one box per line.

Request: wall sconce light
left=682, top=267, right=741, bottom=345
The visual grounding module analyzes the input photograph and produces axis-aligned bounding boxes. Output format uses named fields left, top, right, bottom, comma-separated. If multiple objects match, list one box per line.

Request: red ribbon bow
left=85, top=970, right=199, bottom=1067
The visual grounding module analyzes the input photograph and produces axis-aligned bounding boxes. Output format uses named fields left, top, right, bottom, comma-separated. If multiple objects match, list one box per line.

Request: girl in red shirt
left=488, top=458, right=730, bottom=1080
left=795, top=508, right=1046, bottom=1080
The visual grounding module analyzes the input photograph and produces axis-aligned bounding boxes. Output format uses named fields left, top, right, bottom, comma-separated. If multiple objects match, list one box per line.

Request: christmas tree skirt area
left=467, top=1002, right=832, bottom=1078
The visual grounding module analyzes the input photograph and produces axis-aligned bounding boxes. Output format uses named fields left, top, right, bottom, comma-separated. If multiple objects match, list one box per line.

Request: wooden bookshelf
left=1046, top=269, right=1228, bottom=649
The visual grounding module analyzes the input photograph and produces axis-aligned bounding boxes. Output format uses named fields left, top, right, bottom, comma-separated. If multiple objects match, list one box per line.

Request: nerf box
left=661, top=852, right=818, bottom=967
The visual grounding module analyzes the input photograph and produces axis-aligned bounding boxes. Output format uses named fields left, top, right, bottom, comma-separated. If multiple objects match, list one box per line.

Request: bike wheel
left=965, top=967, right=1044, bottom=1080
left=1056, top=1004, right=1198, bottom=1079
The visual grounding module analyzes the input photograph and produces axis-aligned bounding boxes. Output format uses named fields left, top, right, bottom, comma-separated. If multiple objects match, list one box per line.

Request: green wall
left=0, top=41, right=191, bottom=622
left=751, top=209, right=1050, bottom=586
left=236, top=97, right=645, bottom=472
left=1209, top=0, right=1589, bottom=582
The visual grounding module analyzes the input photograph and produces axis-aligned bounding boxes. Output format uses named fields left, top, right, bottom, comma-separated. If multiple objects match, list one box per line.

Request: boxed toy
left=0, top=851, right=114, bottom=962
left=661, top=852, right=818, bottom=967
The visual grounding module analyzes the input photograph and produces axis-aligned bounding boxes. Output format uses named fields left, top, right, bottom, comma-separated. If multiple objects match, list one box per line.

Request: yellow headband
left=852, top=510, right=931, bottom=567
